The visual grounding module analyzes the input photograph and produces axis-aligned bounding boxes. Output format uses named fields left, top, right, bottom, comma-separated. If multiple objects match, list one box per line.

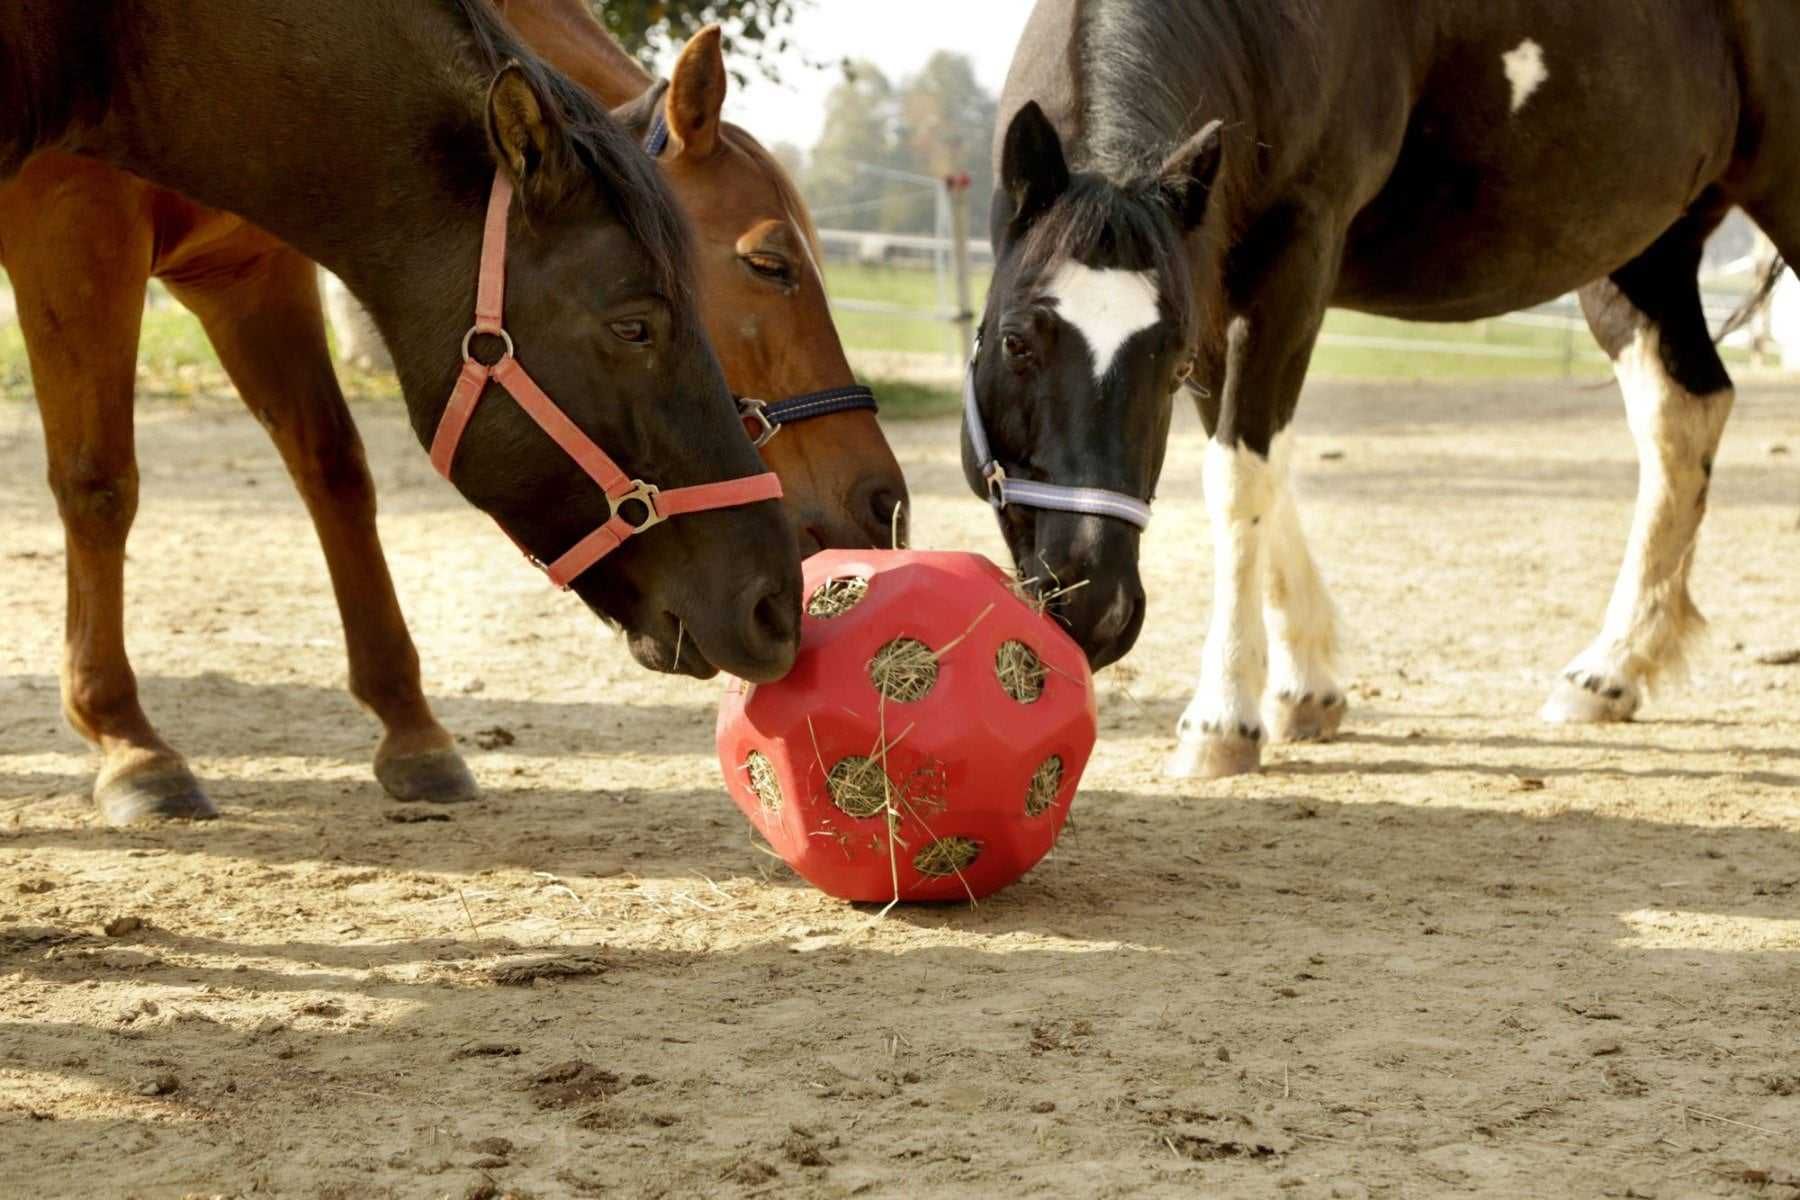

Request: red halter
left=429, top=172, right=784, bottom=589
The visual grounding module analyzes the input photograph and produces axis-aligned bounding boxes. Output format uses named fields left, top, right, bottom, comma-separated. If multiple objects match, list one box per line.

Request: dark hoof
left=377, top=748, right=480, bottom=805
left=95, top=764, right=217, bottom=827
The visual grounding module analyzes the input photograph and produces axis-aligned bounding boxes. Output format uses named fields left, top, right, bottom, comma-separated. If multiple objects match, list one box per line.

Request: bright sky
left=656, top=0, right=1038, bottom=153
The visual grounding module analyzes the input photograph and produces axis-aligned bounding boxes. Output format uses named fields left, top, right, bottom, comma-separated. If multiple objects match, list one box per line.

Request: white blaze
left=1503, top=39, right=1548, bottom=113
left=1042, top=263, right=1161, bottom=380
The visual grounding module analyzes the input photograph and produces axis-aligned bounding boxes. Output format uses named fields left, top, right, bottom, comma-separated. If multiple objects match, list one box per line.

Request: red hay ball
left=715, top=550, right=1098, bottom=902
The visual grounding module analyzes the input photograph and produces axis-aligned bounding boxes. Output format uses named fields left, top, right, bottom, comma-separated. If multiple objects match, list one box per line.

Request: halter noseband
left=961, top=331, right=1154, bottom=529
left=429, top=172, right=783, bottom=590
left=643, top=108, right=879, bottom=447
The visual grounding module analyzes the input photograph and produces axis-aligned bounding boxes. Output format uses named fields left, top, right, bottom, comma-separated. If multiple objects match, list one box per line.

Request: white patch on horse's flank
left=1502, top=39, right=1548, bottom=113
left=1042, top=263, right=1161, bottom=380
left=1543, top=328, right=1732, bottom=722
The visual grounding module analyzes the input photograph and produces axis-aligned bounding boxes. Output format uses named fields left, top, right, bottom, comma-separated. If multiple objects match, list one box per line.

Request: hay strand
left=913, top=837, right=981, bottom=878
left=867, top=637, right=939, bottom=703
left=996, top=640, right=1047, bottom=703
left=1025, top=756, right=1064, bottom=817
left=807, top=577, right=869, bottom=618
left=743, top=751, right=782, bottom=813
left=827, top=755, right=891, bottom=818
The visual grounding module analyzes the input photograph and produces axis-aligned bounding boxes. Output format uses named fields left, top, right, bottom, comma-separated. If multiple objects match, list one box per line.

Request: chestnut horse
left=0, top=0, right=807, bottom=824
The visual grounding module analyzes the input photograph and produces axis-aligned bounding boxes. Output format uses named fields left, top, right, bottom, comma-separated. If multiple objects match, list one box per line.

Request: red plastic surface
left=716, top=550, right=1098, bottom=902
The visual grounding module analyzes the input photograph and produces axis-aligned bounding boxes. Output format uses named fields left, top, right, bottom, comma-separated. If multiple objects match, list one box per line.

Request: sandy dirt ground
left=2, top=378, right=1798, bottom=1199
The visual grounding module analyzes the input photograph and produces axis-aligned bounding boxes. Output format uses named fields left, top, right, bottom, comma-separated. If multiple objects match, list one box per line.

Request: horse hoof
left=1166, top=728, right=1264, bottom=779
left=95, top=762, right=217, bottom=827
left=377, top=748, right=480, bottom=805
left=1540, top=673, right=1639, bottom=724
left=1267, top=692, right=1348, bottom=743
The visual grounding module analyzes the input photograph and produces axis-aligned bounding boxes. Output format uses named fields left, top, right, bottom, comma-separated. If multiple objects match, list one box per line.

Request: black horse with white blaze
left=965, top=0, right=1797, bottom=778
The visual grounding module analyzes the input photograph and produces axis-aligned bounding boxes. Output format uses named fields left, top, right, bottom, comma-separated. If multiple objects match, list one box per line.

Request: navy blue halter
left=642, top=106, right=879, bottom=446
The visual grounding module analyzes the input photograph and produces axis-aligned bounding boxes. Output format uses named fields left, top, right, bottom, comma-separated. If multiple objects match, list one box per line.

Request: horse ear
left=666, top=25, right=727, bottom=159
left=487, top=62, right=563, bottom=192
left=1158, top=120, right=1224, bottom=230
left=1000, top=101, right=1071, bottom=234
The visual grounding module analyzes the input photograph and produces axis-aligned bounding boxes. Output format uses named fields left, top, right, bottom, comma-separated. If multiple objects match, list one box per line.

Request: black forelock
left=1013, top=174, right=1198, bottom=339
left=450, top=0, right=692, bottom=308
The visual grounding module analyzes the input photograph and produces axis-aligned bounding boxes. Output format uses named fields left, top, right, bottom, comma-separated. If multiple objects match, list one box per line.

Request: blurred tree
left=802, top=63, right=905, bottom=233
left=800, top=54, right=996, bottom=236
left=896, top=52, right=997, bottom=234
left=588, top=0, right=810, bottom=82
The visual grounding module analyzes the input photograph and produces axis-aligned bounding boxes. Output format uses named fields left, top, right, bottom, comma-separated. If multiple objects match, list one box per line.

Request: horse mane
left=447, top=0, right=692, bottom=307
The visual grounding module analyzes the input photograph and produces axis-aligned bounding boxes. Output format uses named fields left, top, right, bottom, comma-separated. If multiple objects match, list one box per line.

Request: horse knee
left=50, top=458, right=138, bottom=539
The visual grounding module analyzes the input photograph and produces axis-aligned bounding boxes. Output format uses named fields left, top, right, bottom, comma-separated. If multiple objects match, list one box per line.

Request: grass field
left=0, top=269, right=1759, bottom=422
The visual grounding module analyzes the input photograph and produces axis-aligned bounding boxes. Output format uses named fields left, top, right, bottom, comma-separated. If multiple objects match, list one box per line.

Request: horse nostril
left=862, top=486, right=907, bottom=548
left=741, top=574, right=800, bottom=672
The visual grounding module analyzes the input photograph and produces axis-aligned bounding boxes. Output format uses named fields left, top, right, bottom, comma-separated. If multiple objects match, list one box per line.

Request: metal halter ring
left=737, top=398, right=780, bottom=448
left=461, top=326, right=516, bottom=366
left=608, top=480, right=665, bottom=532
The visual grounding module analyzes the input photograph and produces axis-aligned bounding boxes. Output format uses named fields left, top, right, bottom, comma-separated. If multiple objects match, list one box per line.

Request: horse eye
left=1001, top=333, right=1029, bottom=360
left=743, top=253, right=793, bottom=284
left=610, top=319, right=651, bottom=345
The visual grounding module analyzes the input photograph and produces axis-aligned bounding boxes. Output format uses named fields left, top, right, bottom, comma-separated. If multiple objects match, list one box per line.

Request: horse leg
left=1169, top=221, right=1336, bottom=778
left=1542, top=208, right=1732, bottom=723
left=0, top=167, right=215, bottom=824
left=164, top=244, right=479, bottom=804
left=1261, top=429, right=1347, bottom=742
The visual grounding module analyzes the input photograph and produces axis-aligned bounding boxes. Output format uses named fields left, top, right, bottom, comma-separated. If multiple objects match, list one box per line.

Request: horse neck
left=68, top=0, right=488, bottom=403
left=500, top=0, right=654, bottom=108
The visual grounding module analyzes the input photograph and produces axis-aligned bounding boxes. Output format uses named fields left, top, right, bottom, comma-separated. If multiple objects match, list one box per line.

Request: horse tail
left=1714, top=254, right=1786, bottom=346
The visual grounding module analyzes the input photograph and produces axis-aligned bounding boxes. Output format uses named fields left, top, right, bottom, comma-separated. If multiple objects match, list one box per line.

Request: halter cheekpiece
left=429, top=172, right=784, bottom=589
left=642, top=107, right=879, bottom=445
left=962, top=331, right=1155, bottom=529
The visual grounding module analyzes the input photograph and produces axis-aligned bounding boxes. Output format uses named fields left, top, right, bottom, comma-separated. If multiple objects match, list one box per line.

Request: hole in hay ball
left=995, top=640, right=1047, bottom=703
left=914, top=836, right=981, bottom=878
left=743, top=751, right=782, bottom=813
left=867, top=638, right=939, bottom=703
left=1025, top=756, right=1063, bottom=817
left=807, top=576, right=869, bottom=619
left=827, top=755, right=890, bottom=818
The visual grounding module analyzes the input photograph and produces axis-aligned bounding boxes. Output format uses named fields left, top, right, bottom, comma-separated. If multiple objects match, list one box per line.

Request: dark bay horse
left=0, top=0, right=802, bottom=823
left=968, top=0, right=1799, bottom=778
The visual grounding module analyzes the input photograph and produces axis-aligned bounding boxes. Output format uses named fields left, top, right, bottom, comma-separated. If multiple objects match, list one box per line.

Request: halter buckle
left=738, top=398, right=779, bottom=448
left=984, top=463, right=1007, bottom=508
left=609, top=480, right=666, bottom=531
left=461, top=325, right=515, bottom=366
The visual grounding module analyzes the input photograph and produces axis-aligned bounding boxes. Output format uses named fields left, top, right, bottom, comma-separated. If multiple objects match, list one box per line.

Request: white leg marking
left=1041, top=263, right=1161, bottom=380
left=1261, top=430, right=1345, bottom=739
left=1542, top=329, right=1732, bottom=723
left=1503, top=39, right=1548, bottom=114
left=1168, top=438, right=1274, bottom=778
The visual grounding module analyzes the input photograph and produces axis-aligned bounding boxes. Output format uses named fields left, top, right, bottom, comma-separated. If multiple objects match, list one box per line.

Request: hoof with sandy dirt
left=376, top=747, right=480, bottom=805
left=95, top=759, right=217, bottom=827
left=1166, top=721, right=1264, bottom=779
left=1540, top=671, right=1640, bottom=724
left=1266, top=691, right=1348, bottom=743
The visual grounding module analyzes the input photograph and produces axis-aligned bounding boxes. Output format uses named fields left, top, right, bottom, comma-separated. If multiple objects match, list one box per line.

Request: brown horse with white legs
left=0, top=0, right=811, bottom=825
